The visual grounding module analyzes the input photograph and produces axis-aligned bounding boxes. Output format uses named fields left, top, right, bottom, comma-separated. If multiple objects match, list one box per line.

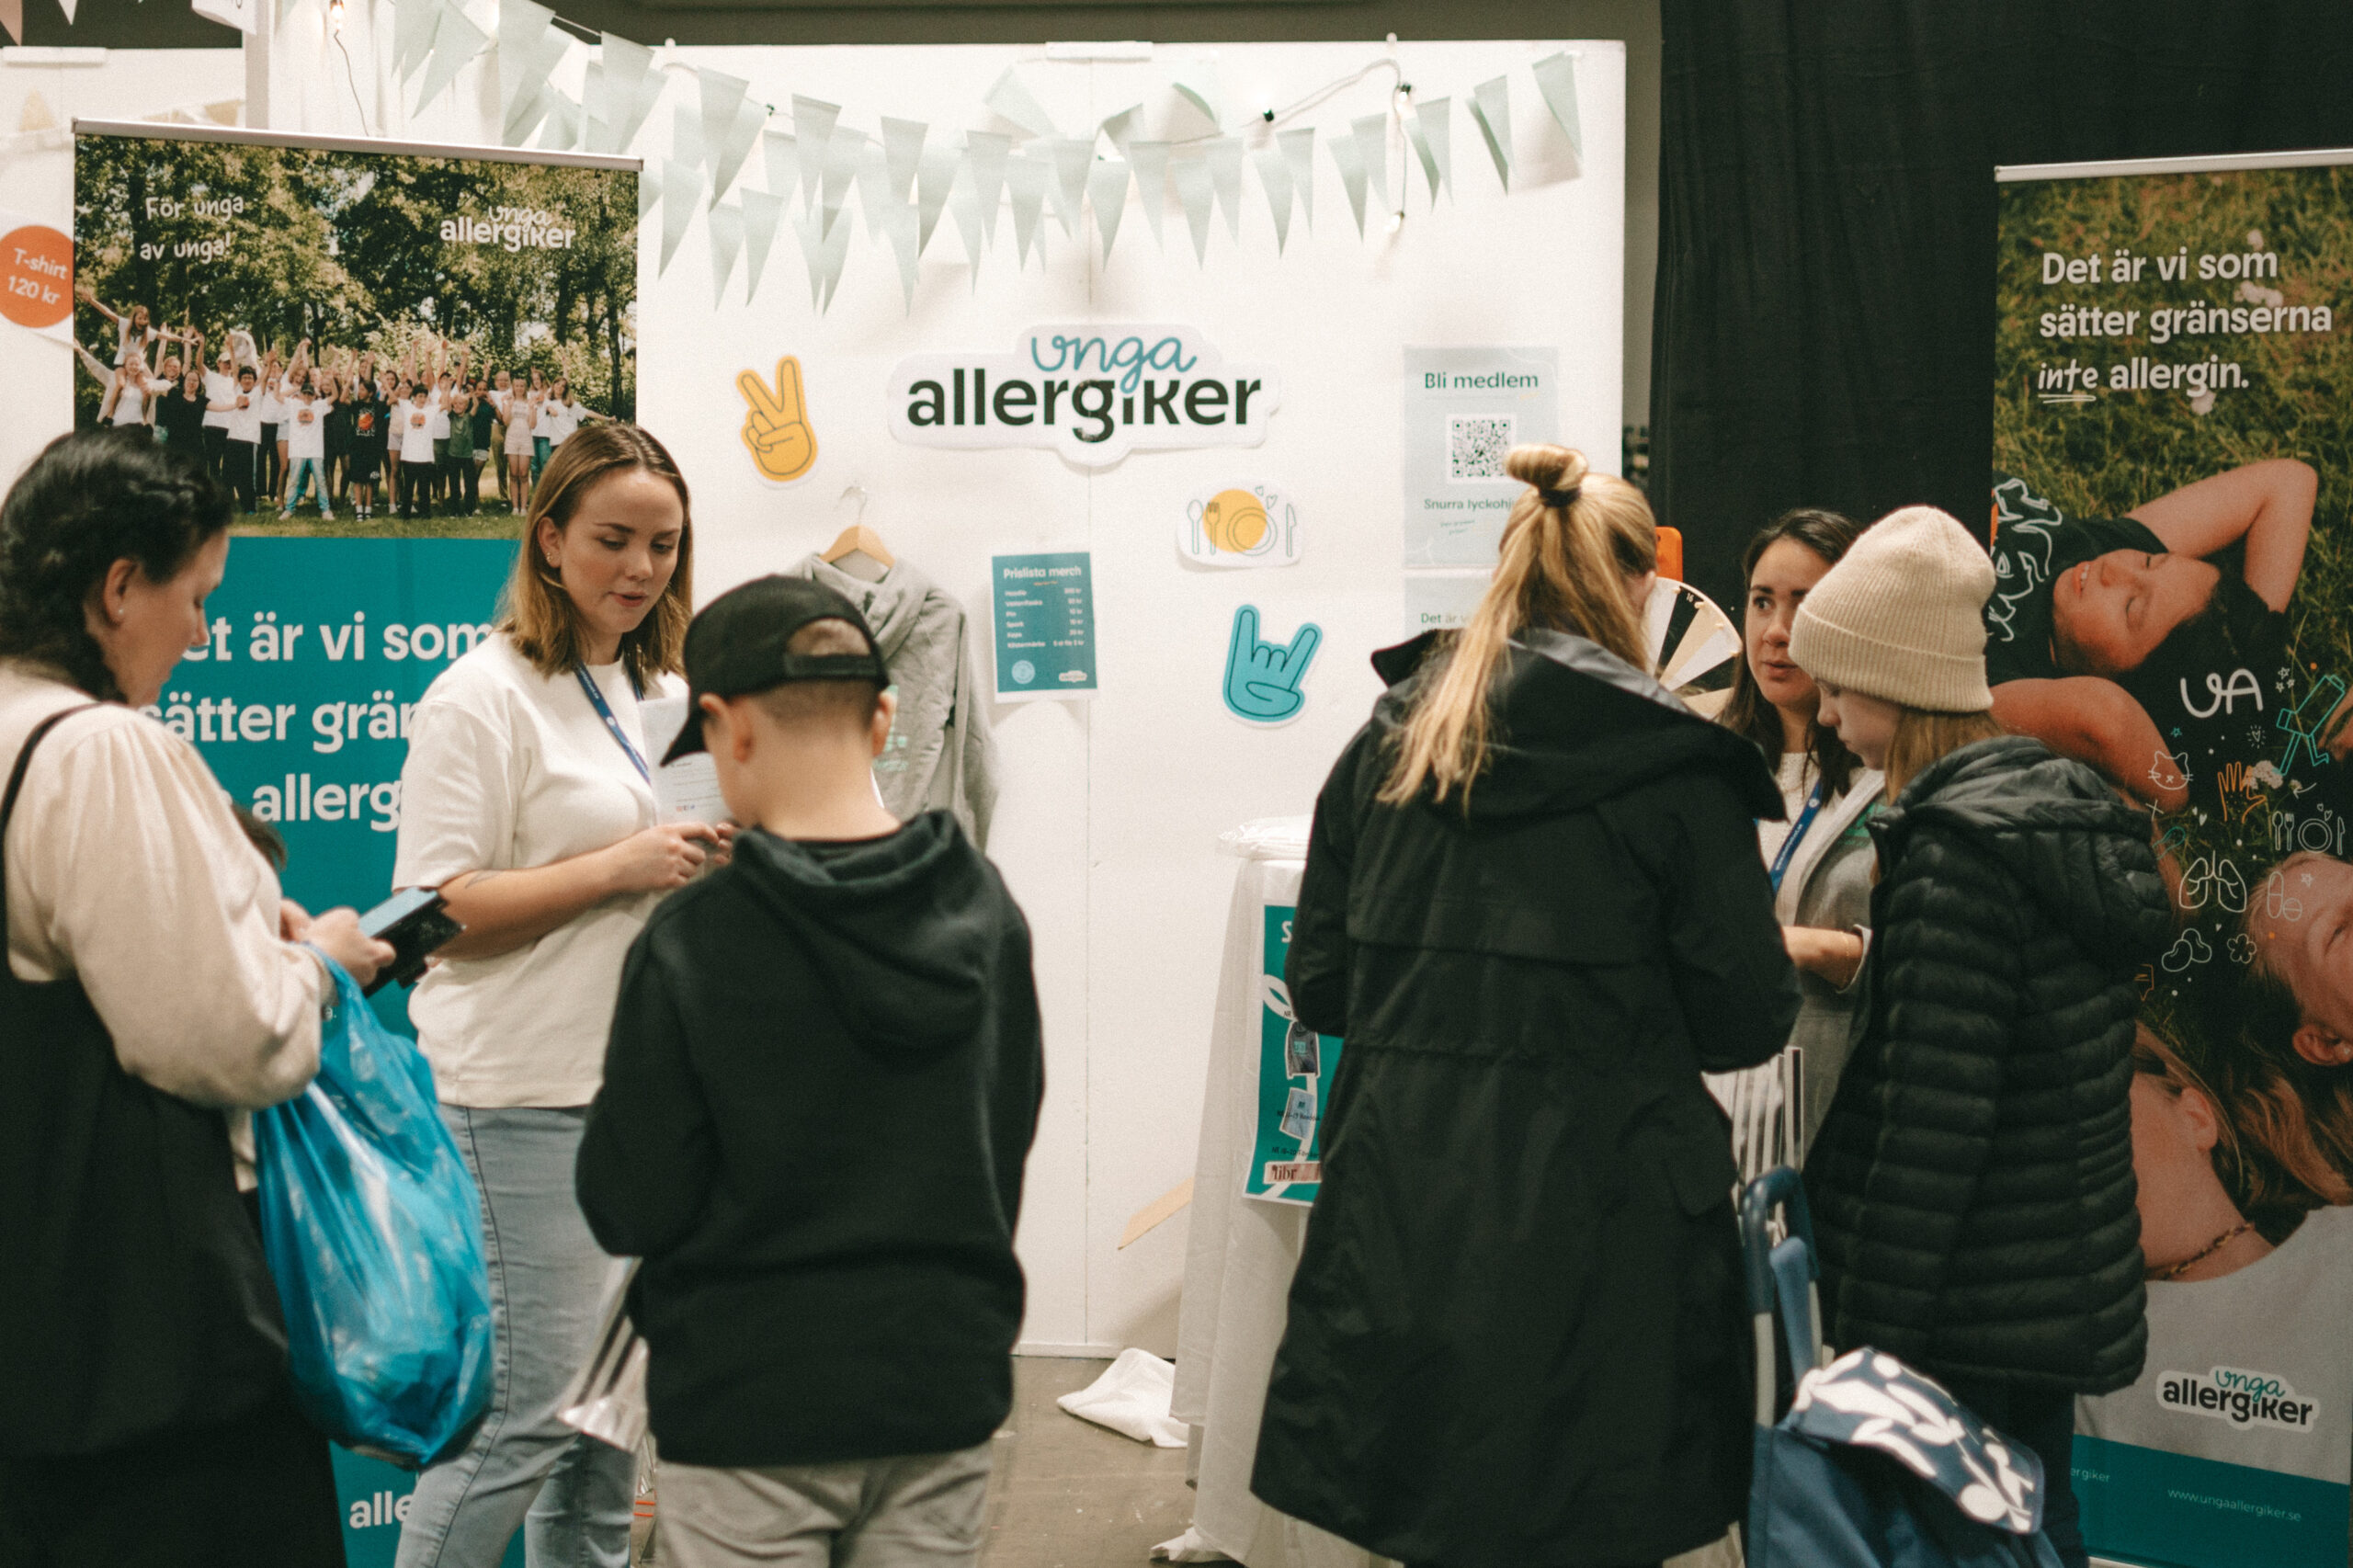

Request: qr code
left=1448, top=415, right=1515, bottom=482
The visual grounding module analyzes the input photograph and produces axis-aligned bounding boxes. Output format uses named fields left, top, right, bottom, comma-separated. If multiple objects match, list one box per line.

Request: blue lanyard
left=1768, top=778, right=1825, bottom=892
left=574, top=665, right=650, bottom=784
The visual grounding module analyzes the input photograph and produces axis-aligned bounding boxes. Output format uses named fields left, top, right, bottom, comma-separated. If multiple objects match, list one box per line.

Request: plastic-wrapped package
left=254, top=961, right=494, bottom=1467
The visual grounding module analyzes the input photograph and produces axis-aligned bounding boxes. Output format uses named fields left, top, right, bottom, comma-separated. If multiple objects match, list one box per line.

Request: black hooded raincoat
left=1249, top=630, right=1802, bottom=1568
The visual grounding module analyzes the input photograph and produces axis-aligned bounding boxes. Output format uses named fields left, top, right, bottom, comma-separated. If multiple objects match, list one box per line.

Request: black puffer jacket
left=1250, top=630, right=1801, bottom=1568
left=1804, top=735, right=2170, bottom=1394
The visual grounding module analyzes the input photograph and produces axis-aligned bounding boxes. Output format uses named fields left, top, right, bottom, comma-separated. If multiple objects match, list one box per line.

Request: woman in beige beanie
left=1789, top=505, right=2170, bottom=1568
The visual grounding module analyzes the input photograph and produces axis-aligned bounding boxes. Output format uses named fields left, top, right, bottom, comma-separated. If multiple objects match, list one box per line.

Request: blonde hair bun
left=1504, top=444, right=1590, bottom=494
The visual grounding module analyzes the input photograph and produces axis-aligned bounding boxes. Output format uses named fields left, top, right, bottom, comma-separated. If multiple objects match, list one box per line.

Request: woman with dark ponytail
left=1250, top=446, right=1801, bottom=1568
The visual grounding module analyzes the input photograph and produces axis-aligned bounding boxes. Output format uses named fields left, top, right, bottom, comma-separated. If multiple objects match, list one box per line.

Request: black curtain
left=1652, top=0, right=2353, bottom=609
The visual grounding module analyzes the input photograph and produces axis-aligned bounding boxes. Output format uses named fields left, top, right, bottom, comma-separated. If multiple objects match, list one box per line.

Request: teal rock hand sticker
left=1223, top=604, right=1322, bottom=725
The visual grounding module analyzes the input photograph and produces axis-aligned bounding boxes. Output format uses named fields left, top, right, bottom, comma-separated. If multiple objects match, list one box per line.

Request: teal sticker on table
left=993, top=551, right=1097, bottom=700
left=1248, top=903, right=1343, bottom=1206
left=1222, top=605, right=1321, bottom=725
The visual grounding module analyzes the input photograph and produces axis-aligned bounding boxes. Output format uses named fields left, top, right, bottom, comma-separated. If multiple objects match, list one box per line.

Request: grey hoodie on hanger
left=790, top=554, right=998, bottom=848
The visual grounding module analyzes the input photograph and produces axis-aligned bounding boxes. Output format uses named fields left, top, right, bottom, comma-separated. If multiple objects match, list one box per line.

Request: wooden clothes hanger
left=821, top=486, right=895, bottom=582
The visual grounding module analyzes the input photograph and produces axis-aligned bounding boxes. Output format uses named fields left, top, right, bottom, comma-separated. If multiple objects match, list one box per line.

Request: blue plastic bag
left=254, top=960, right=493, bottom=1467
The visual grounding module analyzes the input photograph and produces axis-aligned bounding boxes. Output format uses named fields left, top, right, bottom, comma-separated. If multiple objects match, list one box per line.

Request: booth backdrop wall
left=1651, top=0, right=2353, bottom=610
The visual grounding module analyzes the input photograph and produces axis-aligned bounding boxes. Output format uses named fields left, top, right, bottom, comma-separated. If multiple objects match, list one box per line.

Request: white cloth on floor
left=1056, top=1348, right=1188, bottom=1448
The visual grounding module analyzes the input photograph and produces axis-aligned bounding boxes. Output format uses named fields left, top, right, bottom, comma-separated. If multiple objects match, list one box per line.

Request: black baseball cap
left=660, top=575, right=892, bottom=764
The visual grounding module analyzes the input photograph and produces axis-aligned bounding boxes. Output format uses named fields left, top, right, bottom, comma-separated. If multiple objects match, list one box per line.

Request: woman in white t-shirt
left=101, top=357, right=153, bottom=432
left=393, top=422, right=719, bottom=1568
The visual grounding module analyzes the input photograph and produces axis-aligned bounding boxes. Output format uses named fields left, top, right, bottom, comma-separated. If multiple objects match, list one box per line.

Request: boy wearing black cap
left=575, top=576, right=1044, bottom=1568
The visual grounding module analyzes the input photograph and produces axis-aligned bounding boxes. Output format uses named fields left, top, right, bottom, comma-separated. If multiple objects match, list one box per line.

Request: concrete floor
left=980, top=1358, right=1198, bottom=1568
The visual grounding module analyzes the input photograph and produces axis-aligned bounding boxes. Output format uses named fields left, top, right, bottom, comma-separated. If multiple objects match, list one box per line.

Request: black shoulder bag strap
left=0, top=702, right=288, bottom=1459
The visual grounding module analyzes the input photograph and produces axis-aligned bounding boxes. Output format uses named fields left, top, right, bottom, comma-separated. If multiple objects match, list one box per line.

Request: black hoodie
left=1251, top=631, right=1802, bottom=1568
left=1804, top=735, right=2171, bottom=1394
left=575, top=811, right=1043, bottom=1468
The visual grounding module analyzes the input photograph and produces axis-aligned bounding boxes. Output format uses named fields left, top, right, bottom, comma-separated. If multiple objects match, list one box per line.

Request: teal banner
left=2074, top=1435, right=2350, bottom=1567
left=167, top=536, right=517, bottom=1559
left=1247, top=903, right=1343, bottom=1206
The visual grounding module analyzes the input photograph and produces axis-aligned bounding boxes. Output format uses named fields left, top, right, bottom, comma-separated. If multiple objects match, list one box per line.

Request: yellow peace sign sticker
left=738, top=356, right=818, bottom=484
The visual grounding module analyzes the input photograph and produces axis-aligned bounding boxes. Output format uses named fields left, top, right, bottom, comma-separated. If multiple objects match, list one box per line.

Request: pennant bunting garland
left=1408, top=97, right=1451, bottom=204
left=1529, top=51, right=1583, bottom=164
left=1328, top=132, right=1370, bottom=237
left=708, top=200, right=745, bottom=303
left=660, top=158, right=704, bottom=275
left=1087, top=157, right=1130, bottom=262
left=414, top=0, right=487, bottom=117
left=984, top=64, right=1058, bottom=139
left=881, top=119, right=927, bottom=205
left=1468, top=75, right=1512, bottom=188
left=1279, top=129, right=1316, bottom=228
left=792, top=98, right=840, bottom=208
left=1205, top=136, right=1244, bottom=241
left=741, top=187, right=785, bottom=300
left=1350, top=113, right=1390, bottom=214
left=1127, top=141, right=1169, bottom=249
left=1170, top=152, right=1213, bottom=264
left=1006, top=152, right=1051, bottom=266
left=1252, top=141, right=1295, bottom=253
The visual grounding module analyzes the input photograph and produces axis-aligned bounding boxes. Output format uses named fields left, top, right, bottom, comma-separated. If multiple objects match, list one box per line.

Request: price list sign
left=991, top=551, right=1097, bottom=701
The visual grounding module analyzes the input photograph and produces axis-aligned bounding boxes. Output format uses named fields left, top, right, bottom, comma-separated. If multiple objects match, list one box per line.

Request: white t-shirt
left=285, top=395, right=325, bottom=460
left=2077, top=1204, right=2353, bottom=1483
left=202, top=369, right=235, bottom=429
left=225, top=386, right=263, bottom=444
left=428, top=394, right=452, bottom=440
left=257, top=381, right=286, bottom=427
left=398, top=400, right=437, bottom=463
left=393, top=634, right=682, bottom=1107
left=110, top=378, right=148, bottom=426
left=541, top=399, right=583, bottom=446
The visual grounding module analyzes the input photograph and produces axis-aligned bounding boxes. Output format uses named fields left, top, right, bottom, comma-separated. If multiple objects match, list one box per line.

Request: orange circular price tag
left=0, top=224, right=73, bottom=332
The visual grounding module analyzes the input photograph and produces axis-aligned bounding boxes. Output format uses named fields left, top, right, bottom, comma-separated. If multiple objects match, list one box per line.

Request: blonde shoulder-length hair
left=501, top=422, right=693, bottom=686
left=1381, top=444, right=1656, bottom=806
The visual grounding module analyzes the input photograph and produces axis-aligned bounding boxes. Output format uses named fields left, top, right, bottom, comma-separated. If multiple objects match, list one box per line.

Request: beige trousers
left=657, top=1444, right=993, bottom=1568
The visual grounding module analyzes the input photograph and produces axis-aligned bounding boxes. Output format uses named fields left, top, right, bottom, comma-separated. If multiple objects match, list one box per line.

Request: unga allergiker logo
left=887, top=326, right=1280, bottom=468
left=2158, top=1366, right=2318, bottom=1433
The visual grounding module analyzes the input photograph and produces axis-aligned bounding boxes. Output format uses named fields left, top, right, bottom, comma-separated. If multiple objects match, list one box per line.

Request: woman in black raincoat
left=1251, top=445, right=1802, bottom=1568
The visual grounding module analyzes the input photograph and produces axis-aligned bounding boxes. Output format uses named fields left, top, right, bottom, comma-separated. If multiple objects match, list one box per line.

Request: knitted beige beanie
left=1788, top=506, right=1995, bottom=712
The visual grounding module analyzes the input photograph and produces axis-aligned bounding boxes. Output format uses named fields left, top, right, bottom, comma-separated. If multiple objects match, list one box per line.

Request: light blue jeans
left=283, top=456, right=325, bottom=513
left=396, top=1107, right=635, bottom=1568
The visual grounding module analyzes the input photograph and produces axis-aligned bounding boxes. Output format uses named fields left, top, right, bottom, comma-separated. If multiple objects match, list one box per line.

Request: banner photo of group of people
left=72, top=125, right=637, bottom=538
left=1994, top=151, right=2353, bottom=1567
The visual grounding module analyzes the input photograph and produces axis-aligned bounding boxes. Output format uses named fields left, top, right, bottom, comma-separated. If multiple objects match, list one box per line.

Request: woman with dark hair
left=0, top=430, right=390, bottom=1565
left=1702, top=509, right=1879, bottom=1148
left=1251, top=445, right=1799, bottom=1568
left=393, top=423, right=722, bottom=1568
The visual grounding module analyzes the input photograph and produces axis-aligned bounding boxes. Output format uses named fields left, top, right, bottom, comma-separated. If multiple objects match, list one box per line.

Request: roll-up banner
left=1994, top=148, right=2353, bottom=1568
left=72, top=120, right=639, bottom=1568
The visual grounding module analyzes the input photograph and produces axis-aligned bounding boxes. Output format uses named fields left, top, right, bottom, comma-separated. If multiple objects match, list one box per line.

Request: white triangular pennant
left=414, top=0, right=486, bottom=117
left=537, top=89, right=581, bottom=153
left=1408, top=97, right=1451, bottom=205
left=1469, top=75, right=1512, bottom=189
left=1252, top=142, right=1294, bottom=253
left=791, top=208, right=852, bottom=312
left=504, top=84, right=553, bottom=148
left=880, top=202, right=920, bottom=311
left=915, top=143, right=958, bottom=256
left=1279, top=129, right=1315, bottom=228
left=709, top=202, right=744, bottom=302
left=821, top=127, right=865, bottom=240
left=597, top=34, right=656, bottom=152
left=1328, top=133, right=1370, bottom=237
left=881, top=118, right=926, bottom=204
left=1087, top=156, right=1129, bottom=262
left=742, top=187, right=785, bottom=300
left=672, top=100, right=706, bottom=176
left=948, top=162, right=986, bottom=281
left=984, top=63, right=1057, bottom=138
left=497, top=0, right=555, bottom=116
left=1165, top=60, right=1222, bottom=129
left=852, top=137, right=893, bottom=240
left=391, top=0, right=438, bottom=82
left=1047, top=138, right=1091, bottom=236
left=763, top=131, right=798, bottom=202
left=1127, top=141, right=1168, bottom=248
left=660, top=158, right=704, bottom=275
left=1350, top=114, right=1389, bottom=212
left=1169, top=153, right=1212, bottom=264
left=711, top=95, right=767, bottom=204
left=1205, top=135, right=1244, bottom=241
left=792, top=97, right=839, bottom=208
left=699, top=69, right=749, bottom=183
left=1006, top=152, right=1051, bottom=266
left=1098, top=103, right=1142, bottom=157
left=962, top=131, right=1011, bottom=247
left=1529, top=51, right=1583, bottom=164
left=637, top=163, right=663, bottom=222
